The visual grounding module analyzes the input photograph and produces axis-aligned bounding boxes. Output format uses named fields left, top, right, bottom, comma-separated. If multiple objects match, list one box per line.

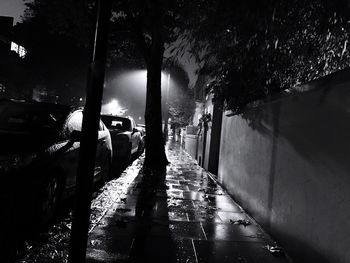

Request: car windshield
left=0, top=101, right=67, bottom=132
left=101, top=115, right=131, bottom=131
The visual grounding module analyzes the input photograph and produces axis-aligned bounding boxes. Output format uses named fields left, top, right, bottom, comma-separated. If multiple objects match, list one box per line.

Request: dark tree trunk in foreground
left=126, top=0, right=168, bottom=169
left=124, top=0, right=169, bottom=169
left=144, top=43, right=169, bottom=168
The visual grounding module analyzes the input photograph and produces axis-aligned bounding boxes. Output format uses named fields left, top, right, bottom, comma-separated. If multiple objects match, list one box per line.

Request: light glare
left=101, top=99, right=127, bottom=116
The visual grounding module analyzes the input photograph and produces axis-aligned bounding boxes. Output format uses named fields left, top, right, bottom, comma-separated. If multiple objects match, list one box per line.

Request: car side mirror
left=132, top=128, right=138, bottom=134
left=71, top=130, right=82, bottom=142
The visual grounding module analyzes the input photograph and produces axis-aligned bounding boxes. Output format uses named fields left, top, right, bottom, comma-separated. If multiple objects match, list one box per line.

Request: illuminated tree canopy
left=181, top=0, right=350, bottom=113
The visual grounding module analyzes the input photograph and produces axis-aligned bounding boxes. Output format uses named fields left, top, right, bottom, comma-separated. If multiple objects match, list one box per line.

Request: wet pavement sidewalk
left=86, top=141, right=293, bottom=263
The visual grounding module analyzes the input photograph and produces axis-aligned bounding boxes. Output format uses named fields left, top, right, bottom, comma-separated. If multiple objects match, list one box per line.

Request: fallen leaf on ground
left=230, top=219, right=251, bottom=226
left=265, top=245, right=285, bottom=256
left=90, top=239, right=102, bottom=246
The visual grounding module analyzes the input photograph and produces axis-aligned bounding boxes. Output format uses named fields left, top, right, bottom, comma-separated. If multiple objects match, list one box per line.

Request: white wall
left=218, top=69, right=350, bottom=263
left=185, top=135, right=197, bottom=160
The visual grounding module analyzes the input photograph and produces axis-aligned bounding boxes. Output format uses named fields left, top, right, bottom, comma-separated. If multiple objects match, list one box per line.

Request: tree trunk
left=144, top=14, right=168, bottom=169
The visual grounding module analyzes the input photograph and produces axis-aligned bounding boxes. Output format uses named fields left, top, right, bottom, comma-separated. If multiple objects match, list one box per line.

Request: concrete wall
left=189, top=93, right=222, bottom=175
left=185, top=134, right=197, bottom=160
left=218, top=69, right=350, bottom=263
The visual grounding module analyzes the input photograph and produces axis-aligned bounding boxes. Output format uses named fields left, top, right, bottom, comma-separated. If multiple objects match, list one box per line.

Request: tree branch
left=122, top=0, right=150, bottom=62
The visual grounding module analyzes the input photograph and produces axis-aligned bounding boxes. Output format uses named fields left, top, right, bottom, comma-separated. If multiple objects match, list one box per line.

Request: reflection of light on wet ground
left=163, top=143, right=284, bottom=262
left=204, top=223, right=261, bottom=241
left=89, top=157, right=143, bottom=233
left=85, top=143, right=290, bottom=263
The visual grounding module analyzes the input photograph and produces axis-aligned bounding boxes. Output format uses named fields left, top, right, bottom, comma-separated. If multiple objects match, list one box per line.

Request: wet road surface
left=86, top=142, right=293, bottom=263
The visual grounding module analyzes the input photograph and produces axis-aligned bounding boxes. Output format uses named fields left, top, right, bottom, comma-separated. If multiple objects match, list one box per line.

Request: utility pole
left=68, top=0, right=111, bottom=262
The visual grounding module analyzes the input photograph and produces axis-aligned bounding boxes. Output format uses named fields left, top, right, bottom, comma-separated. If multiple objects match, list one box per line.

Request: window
left=0, top=83, right=5, bottom=93
left=111, top=120, right=123, bottom=129
left=101, top=116, right=131, bottom=131
left=11, top=42, right=27, bottom=58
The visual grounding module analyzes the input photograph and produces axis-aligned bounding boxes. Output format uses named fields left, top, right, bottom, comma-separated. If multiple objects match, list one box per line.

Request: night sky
left=0, top=0, right=26, bottom=24
left=0, top=0, right=199, bottom=123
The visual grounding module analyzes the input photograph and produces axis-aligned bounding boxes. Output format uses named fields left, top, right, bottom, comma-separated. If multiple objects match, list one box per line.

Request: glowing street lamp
left=110, top=70, right=171, bottom=137
left=101, top=99, right=127, bottom=115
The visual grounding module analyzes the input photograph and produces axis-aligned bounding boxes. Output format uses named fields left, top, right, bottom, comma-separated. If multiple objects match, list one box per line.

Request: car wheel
left=102, top=156, right=112, bottom=183
left=124, top=142, right=132, bottom=164
left=38, top=173, right=63, bottom=227
left=136, top=141, right=143, bottom=157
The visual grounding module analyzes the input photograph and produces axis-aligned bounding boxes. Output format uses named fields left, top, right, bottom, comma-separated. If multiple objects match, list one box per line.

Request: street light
left=101, top=99, right=127, bottom=115
left=110, top=70, right=171, bottom=139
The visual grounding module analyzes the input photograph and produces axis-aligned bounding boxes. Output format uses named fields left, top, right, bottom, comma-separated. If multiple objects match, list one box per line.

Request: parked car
left=101, top=115, right=142, bottom=163
left=136, top=123, right=146, bottom=154
left=0, top=99, right=112, bottom=226
left=136, top=123, right=146, bottom=136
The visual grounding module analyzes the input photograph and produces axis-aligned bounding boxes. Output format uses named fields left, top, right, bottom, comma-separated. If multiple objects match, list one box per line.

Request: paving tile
left=151, top=199, right=170, bottom=219
left=168, top=210, right=189, bottom=221
left=167, top=199, right=196, bottom=210
left=194, top=240, right=289, bottom=263
left=188, top=212, right=222, bottom=223
left=187, top=207, right=222, bottom=223
left=126, top=187, right=141, bottom=196
left=149, top=221, right=173, bottom=237
left=93, top=221, right=139, bottom=237
left=134, top=234, right=197, bottom=263
left=180, top=180, right=192, bottom=185
left=155, top=189, right=168, bottom=198
left=166, top=189, right=184, bottom=199
left=167, top=179, right=181, bottom=184
left=192, top=199, right=241, bottom=214
left=111, top=204, right=136, bottom=217
left=187, top=184, right=204, bottom=191
left=173, top=238, right=197, bottom=263
left=201, top=222, right=273, bottom=243
left=212, top=200, right=243, bottom=212
left=170, top=184, right=190, bottom=191
left=87, top=234, right=133, bottom=255
left=85, top=142, right=291, bottom=263
left=182, top=191, right=207, bottom=201
left=86, top=248, right=129, bottom=262
left=169, top=221, right=206, bottom=240
left=217, top=211, right=253, bottom=224
left=203, top=194, right=234, bottom=203
left=137, top=236, right=176, bottom=263
left=200, top=188, right=226, bottom=195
